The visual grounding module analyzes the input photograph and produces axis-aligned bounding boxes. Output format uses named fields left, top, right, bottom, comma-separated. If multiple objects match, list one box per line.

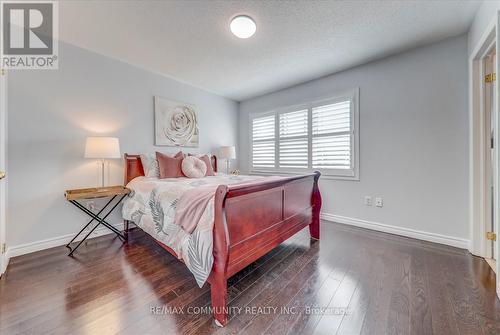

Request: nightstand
left=64, top=185, right=130, bottom=256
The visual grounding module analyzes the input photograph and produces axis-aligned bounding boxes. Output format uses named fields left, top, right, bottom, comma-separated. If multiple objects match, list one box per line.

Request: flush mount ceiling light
left=230, top=15, right=256, bottom=39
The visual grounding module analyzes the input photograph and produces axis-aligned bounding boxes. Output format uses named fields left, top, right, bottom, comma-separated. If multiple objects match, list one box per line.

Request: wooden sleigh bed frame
left=123, top=153, right=322, bottom=326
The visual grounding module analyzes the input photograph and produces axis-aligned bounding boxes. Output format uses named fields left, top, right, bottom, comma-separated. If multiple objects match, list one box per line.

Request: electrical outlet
left=375, top=197, right=383, bottom=207
left=364, top=196, right=372, bottom=206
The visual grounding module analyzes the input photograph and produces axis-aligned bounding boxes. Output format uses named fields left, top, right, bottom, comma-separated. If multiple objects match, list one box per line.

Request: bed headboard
left=124, top=153, right=218, bottom=185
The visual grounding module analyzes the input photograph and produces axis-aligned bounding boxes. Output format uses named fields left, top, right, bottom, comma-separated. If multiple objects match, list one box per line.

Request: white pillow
left=181, top=156, right=207, bottom=178
left=140, top=154, right=160, bottom=177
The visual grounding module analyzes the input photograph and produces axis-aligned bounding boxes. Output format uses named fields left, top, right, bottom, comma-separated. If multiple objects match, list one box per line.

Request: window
left=279, top=109, right=308, bottom=168
left=250, top=89, right=359, bottom=179
left=312, top=100, right=351, bottom=170
left=252, top=114, right=275, bottom=168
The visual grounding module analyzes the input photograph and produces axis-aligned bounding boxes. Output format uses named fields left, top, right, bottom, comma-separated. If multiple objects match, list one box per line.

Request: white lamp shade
left=219, top=146, right=236, bottom=159
left=84, top=137, right=121, bottom=159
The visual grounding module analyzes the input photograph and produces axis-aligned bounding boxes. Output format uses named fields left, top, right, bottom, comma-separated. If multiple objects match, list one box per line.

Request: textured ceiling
left=59, top=0, right=481, bottom=101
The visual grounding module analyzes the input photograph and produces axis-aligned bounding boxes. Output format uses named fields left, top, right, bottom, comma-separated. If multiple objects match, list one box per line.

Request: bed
left=122, top=153, right=322, bottom=326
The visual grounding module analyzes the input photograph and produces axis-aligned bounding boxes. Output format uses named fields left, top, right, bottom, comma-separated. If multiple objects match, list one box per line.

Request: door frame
left=0, top=68, right=7, bottom=276
left=469, top=13, right=500, bottom=298
left=483, top=44, right=496, bottom=261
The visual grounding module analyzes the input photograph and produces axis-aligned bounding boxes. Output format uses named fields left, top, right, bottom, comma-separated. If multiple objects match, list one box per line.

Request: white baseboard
left=6, top=222, right=127, bottom=259
left=321, top=213, right=469, bottom=249
left=4, top=214, right=470, bottom=265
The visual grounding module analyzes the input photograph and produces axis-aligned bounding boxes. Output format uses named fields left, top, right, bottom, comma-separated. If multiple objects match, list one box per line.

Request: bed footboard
left=209, top=172, right=321, bottom=326
left=123, top=154, right=321, bottom=327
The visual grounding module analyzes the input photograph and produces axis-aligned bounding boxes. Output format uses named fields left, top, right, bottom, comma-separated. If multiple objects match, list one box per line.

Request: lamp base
left=100, top=159, right=105, bottom=187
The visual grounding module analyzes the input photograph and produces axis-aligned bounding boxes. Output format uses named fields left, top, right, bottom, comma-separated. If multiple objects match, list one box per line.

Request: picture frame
left=154, top=96, right=199, bottom=147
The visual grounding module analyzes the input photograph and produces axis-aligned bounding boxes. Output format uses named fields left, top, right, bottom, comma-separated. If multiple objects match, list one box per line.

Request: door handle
left=0, top=171, right=5, bottom=180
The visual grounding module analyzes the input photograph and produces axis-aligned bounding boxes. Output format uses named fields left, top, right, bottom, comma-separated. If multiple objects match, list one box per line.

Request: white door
left=496, top=16, right=500, bottom=296
left=493, top=51, right=498, bottom=263
left=485, top=49, right=497, bottom=264
left=483, top=47, right=496, bottom=270
left=0, top=69, right=6, bottom=276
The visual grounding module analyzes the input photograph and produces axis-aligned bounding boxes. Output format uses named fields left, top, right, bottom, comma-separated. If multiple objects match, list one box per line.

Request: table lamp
left=219, top=146, right=236, bottom=174
left=84, top=137, right=121, bottom=187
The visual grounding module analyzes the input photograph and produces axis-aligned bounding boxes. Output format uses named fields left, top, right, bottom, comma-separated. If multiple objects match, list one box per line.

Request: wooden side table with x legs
left=64, top=185, right=130, bottom=256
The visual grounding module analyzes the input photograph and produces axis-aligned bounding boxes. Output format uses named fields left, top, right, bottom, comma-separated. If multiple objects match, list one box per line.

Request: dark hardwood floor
left=1, top=222, right=499, bottom=335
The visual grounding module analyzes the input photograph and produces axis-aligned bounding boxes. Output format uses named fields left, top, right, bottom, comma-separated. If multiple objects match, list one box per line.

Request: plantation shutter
left=250, top=90, right=358, bottom=178
left=252, top=115, right=275, bottom=168
left=278, top=109, right=308, bottom=168
left=312, top=100, right=351, bottom=169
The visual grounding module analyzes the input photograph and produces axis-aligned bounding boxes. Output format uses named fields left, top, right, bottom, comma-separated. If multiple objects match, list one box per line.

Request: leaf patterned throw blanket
left=122, top=174, right=265, bottom=286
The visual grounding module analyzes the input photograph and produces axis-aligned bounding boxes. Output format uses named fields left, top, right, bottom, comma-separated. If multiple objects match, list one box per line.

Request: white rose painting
left=154, top=96, right=199, bottom=147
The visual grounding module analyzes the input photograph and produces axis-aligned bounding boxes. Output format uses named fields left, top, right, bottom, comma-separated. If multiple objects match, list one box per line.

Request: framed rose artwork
left=154, top=96, right=199, bottom=147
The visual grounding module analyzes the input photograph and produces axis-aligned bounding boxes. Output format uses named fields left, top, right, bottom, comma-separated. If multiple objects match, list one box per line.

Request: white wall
left=7, top=42, right=238, bottom=251
left=468, top=0, right=500, bottom=55
left=239, top=35, right=469, bottom=247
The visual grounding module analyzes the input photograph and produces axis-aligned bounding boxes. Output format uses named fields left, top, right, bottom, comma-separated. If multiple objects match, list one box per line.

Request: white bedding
left=122, top=174, right=264, bottom=286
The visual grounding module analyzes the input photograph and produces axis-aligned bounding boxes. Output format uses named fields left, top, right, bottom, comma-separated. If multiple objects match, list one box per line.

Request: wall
left=239, top=35, right=469, bottom=247
left=468, top=0, right=500, bottom=55
left=7, top=42, right=238, bottom=252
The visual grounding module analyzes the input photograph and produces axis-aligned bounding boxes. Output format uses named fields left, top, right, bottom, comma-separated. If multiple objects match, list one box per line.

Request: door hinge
left=1, top=243, right=5, bottom=254
left=486, top=232, right=497, bottom=241
left=485, top=73, right=496, bottom=83
left=491, top=137, right=494, bottom=149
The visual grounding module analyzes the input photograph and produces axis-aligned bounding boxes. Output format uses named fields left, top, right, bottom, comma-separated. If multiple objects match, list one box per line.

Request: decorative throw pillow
left=188, top=154, right=216, bottom=176
left=141, top=151, right=183, bottom=177
left=140, top=154, right=159, bottom=177
left=182, top=156, right=207, bottom=178
left=156, top=151, right=185, bottom=178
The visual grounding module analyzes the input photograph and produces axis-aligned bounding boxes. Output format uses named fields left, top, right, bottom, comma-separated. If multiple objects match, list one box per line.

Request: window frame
left=249, top=88, right=359, bottom=180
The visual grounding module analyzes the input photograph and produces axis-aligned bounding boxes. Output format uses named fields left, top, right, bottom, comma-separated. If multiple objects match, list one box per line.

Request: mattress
left=122, top=174, right=264, bottom=286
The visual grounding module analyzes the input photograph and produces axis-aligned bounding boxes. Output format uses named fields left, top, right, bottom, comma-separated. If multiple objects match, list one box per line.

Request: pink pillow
left=182, top=156, right=207, bottom=178
left=156, top=151, right=185, bottom=178
left=141, top=151, right=183, bottom=177
left=174, top=151, right=185, bottom=159
left=188, top=154, right=215, bottom=176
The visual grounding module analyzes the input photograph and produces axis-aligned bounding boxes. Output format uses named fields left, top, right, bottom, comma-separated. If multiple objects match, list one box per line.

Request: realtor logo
left=1, top=1, right=58, bottom=69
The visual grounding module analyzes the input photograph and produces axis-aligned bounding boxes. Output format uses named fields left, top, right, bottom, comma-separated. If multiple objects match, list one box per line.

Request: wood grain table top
left=64, top=185, right=130, bottom=201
